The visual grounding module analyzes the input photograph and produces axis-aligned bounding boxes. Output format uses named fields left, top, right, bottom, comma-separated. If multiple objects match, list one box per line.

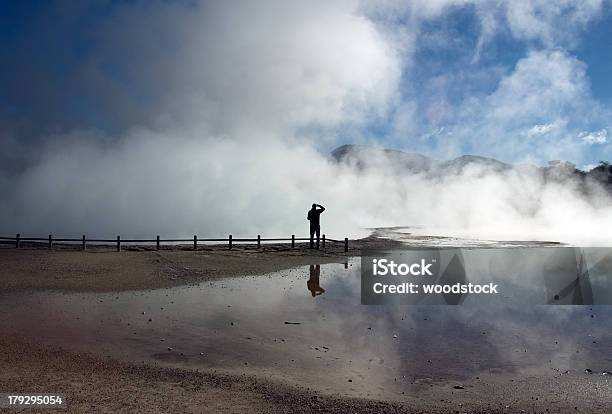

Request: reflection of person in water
left=307, top=264, right=325, bottom=297
left=307, top=203, right=325, bottom=249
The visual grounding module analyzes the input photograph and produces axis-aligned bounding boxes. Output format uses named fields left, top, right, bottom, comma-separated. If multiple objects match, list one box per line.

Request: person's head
left=311, top=203, right=317, bottom=209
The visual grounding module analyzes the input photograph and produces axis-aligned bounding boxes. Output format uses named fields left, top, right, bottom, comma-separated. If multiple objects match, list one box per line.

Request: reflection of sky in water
left=362, top=247, right=612, bottom=305
left=1, top=250, right=611, bottom=399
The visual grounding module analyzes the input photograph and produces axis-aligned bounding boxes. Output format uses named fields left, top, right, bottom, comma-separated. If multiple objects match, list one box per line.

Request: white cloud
left=504, top=0, right=604, bottom=47
left=364, top=1, right=611, bottom=165
left=485, top=51, right=588, bottom=122
left=579, top=129, right=608, bottom=144
left=364, top=0, right=605, bottom=54
left=524, top=121, right=563, bottom=138
left=420, top=50, right=612, bottom=164
left=421, top=126, right=447, bottom=140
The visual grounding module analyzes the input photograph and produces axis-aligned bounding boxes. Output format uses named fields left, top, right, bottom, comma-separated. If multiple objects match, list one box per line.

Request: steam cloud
left=1, top=0, right=612, bottom=245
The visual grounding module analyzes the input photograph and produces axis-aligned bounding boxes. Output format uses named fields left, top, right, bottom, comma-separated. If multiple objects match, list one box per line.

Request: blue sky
left=577, top=13, right=612, bottom=106
left=361, top=1, right=612, bottom=167
left=1, top=0, right=612, bottom=170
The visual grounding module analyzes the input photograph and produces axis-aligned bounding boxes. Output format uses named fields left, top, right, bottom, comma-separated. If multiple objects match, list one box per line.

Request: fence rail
left=0, top=233, right=349, bottom=252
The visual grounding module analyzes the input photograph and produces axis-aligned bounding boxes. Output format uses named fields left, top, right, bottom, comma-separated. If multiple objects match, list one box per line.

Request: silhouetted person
left=307, top=203, right=325, bottom=249
left=307, top=264, right=325, bottom=297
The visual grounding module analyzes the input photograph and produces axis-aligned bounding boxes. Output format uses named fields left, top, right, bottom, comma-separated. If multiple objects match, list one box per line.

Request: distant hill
left=332, top=144, right=511, bottom=175
left=331, top=144, right=612, bottom=192
left=331, top=144, right=437, bottom=174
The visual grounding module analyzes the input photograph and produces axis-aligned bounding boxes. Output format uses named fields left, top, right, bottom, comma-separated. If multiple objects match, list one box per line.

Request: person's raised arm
left=316, top=204, right=325, bottom=212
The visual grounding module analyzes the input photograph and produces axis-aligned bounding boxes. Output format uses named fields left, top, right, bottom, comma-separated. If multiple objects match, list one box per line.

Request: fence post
left=82, top=235, right=86, bottom=251
left=193, top=235, right=197, bottom=250
left=322, top=234, right=325, bottom=249
left=15, top=233, right=20, bottom=249
left=156, top=235, right=160, bottom=250
left=229, top=234, right=233, bottom=250
left=48, top=234, right=53, bottom=249
left=344, top=237, right=348, bottom=253
left=116, top=235, right=121, bottom=252
left=257, top=234, right=261, bottom=249
left=291, top=234, right=295, bottom=249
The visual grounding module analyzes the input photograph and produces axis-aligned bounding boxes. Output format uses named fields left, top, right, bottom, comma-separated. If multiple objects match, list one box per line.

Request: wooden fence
left=0, top=234, right=349, bottom=252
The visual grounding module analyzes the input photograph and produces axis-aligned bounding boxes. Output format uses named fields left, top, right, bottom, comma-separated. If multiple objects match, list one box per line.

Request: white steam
left=5, top=128, right=612, bottom=245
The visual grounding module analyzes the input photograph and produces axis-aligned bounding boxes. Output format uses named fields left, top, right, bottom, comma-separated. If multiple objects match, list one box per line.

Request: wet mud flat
left=1, top=251, right=612, bottom=412
left=0, top=247, right=348, bottom=292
